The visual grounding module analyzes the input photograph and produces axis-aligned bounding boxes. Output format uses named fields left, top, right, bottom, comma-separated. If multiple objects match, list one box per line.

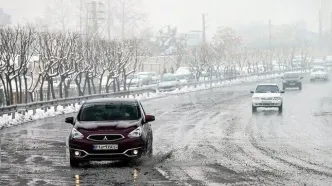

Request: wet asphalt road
left=2, top=75, right=332, bottom=185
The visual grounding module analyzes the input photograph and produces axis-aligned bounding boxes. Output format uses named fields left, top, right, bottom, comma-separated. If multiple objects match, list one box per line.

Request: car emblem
left=103, top=136, right=108, bottom=140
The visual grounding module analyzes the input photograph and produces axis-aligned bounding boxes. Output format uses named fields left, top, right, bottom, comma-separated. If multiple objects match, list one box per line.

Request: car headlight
left=273, top=97, right=282, bottom=100
left=253, top=97, right=260, bottom=100
left=71, top=128, right=84, bottom=139
left=128, top=126, right=142, bottom=138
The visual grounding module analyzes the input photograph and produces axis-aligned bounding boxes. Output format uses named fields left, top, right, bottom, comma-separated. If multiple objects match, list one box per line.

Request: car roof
left=84, top=98, right=138, bottom=104
left=257, top=83, right=278, bottom=86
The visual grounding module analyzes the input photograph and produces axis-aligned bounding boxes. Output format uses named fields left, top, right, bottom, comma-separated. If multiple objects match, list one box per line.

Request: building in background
left=0, top=8, right=11, bottom=26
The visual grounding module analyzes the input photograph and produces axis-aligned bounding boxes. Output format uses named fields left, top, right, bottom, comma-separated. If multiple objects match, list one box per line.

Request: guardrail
left=0, top=68, right=308, bottom=119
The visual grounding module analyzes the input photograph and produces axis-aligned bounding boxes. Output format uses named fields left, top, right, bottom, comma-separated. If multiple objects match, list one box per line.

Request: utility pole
left=202, top=13, right=206, bottom=44
left=91, top=1, right=98, bottom=36
left=319, top=9, right=323, bottom=49
left=268, top=20, right=272, bottom=49
left=80, top=0, right=83, bottom=34
left=107, top=0, right=111, bottom=40
left=121, top=0, right=125, bottom=39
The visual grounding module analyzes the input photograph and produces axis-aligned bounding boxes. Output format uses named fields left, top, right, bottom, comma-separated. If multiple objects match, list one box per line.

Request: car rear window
left=284, top=73, right=299, bottom=78
left=255, top=85, right=280, bottom=93
left=78, top=102, right=141, bottom=121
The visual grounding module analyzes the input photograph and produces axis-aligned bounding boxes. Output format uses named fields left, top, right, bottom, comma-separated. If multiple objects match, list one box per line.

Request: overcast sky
left=1, top=0, right=323, bottom=35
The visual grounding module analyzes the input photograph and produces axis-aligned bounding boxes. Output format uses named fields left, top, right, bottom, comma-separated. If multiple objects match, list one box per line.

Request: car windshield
left=78, top=103, right=140, bottom=121
left=284, top=73, right=300, bottom=78
left=162, top=75, right=177, bottom=82
left=255, top=85, right=280, bottom=93
left=312, top=68, right=325, bottom=72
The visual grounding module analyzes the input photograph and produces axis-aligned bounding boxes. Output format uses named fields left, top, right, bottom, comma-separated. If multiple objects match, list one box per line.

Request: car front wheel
left=252, top=105, right=257, bottom=113
left=70, top=158, right=81, bottom=168
left=278, top=104, right=283, bottom=112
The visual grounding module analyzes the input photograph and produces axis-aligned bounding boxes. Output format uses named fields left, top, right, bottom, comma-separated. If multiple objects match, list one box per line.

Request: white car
left=251, top=84, right=284, bottom=113
left=310, top=66, right=328, bottom=81
left=158, top=73, right=179, bottom=91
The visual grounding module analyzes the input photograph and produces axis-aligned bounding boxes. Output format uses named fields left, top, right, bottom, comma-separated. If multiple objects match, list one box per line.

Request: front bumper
left=310, top=75, right=327, bottom=80
left=252, top=100, right=282, bottom=107
left=69, top=137, right=145, bottom=161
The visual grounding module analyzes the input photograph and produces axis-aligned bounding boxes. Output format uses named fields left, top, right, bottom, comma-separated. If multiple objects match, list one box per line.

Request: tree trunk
left=47, top=78, right=51, bottom=100
left=29, top=91, right=34, bottom=103
left=49, top=78, right=56, bottom=99
left=18, top=76, right=23, bottom=104
left=75, top=74, right=84, bottom=96
left=59, top=76, right=64, bottom=98
left=113, top=80, right=116, bottom=92
left=86, top=74, right=91, bottom=95
left=6, top=75, right=13, bottom=105
left=24, top=74, right=28, bottom=103
left=0, top=77, right=9, bottom=106
left=64, top=79, right=70, bottom=98
left=99, top=72, right=105, bottom=93
left=39, top=77, right=45, bottom=101
left=91, top=78, right=96, bottom=94
left=105, top=76, right=111, bottom=93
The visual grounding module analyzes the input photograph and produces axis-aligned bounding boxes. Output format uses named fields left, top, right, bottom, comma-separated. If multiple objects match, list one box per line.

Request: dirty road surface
left=2, top=76, right=332, bottom=185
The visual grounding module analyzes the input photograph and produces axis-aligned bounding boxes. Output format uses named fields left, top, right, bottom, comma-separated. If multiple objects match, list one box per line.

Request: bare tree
left=0, top=27, right=20, bottom=105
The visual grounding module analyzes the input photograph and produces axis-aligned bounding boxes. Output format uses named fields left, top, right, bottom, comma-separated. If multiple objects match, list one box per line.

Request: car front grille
left=87, top=134, right=124, bottom=141
left=261, top=97, right=273, bottom=100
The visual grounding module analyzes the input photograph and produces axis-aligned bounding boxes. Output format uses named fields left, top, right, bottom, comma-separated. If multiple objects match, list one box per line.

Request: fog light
left=74, top=151, right=81, bottom=156
left=133, top=150, right=138, bottom=155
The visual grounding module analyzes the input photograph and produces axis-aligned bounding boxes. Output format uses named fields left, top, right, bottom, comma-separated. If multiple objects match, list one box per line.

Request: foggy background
left=0, top=0, right=324, bottom=37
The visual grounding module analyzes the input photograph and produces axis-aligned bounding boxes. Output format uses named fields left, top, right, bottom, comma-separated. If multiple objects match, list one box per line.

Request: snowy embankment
left=0, top=71, right=300, bottom=129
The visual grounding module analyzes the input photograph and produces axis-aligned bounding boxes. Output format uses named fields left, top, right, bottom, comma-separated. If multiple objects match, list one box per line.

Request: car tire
left=278, top=104, right=283, bottom=112
left=252, top=105, right=257, bottom=113
left=70, top=158, right=80, bottom=168
left=299, top=84, right=302, bottom=90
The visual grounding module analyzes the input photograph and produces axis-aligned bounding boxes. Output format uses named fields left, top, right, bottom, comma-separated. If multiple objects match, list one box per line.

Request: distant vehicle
left=326, top=56, right=332, bottom=66
left=312, top=57, right=325, bottom=66
left=282, top=72, right=303, bottom=90
left=126, top=74, right=149, bottom=87
left=310, top=66, right=328, bottom=81
left=66, top=98, right=155, bottom=167
left=250, top=84, right=284, bottom=113
left=137, top=72, right=158, bottom=84
left=158, top=73, right=179, bottom=91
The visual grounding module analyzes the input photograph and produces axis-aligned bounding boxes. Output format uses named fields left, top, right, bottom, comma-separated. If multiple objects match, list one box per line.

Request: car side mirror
left=250, top=90, right=254, bottom=94
left=145, top=115, right=155, bottom=122
left=65, top=117, right=74, bottom=125
left=280, top=91, right=285, bottom=93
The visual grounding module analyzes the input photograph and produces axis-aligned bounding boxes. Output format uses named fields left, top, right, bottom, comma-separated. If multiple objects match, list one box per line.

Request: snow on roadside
left=0, top=71, right=296, bottom=129
left=0, top=104, right=81, bottom=129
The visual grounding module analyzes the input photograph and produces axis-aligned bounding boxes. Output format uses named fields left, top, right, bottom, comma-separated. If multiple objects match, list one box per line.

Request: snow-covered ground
left=0, top=71, right=302, bottom=129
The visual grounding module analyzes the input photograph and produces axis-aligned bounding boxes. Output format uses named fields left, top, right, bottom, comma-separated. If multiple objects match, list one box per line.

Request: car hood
left=159, top=81, right=177, bottom=87
left=253, top=93, right=281, bottom=98
left=75, top=120, right=140, bottom=131
left=311, top=71, right=326, bottom=75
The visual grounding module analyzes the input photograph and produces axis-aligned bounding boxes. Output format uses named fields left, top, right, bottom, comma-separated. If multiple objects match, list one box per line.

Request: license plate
left=263, top=101, right=271, bottom=103
left=93, top=144, right=118, bottom=150
left=289, top=83, right=295, bottom=85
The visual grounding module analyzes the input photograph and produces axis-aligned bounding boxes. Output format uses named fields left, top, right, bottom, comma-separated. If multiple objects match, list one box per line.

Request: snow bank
left=0, top=71, right=295, bottom=129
